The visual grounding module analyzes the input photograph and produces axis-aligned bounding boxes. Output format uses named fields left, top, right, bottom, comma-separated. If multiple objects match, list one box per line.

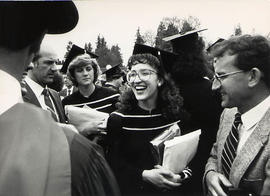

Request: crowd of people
left=0, top=1, right=270, bottom=196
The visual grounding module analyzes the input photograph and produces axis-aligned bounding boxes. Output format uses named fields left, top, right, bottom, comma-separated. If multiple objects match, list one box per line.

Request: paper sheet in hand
left=65, top=105, right=109, bottom=132
left=163, top=129, right=201, bottom=173
left=150, top=122, right=181, bottom=165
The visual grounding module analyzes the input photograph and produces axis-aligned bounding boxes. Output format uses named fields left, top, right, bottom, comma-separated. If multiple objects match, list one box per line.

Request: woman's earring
left=158, top=82, right=161, bottom=87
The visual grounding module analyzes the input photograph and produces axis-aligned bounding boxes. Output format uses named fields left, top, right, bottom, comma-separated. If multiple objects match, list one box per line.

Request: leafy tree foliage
left=84, top=42, right=93, bottom=52
left=155, top=16, right=200, bottom=51
left=143, top=30, right=155, bottom=46
left=64, top=41, right=73, bottom=58
left=232, top=23, right=242, bottom=36
left=95, top=35, right=123, bottom=70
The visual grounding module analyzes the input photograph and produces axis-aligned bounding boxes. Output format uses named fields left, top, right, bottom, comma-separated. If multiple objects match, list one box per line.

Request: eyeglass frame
left=126, top=69, right=158, bottom=83
left=212, top=70, right=245, bottom=84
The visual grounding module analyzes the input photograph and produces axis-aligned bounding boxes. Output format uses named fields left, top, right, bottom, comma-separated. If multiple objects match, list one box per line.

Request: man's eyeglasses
left=212, top=70, right=245, bottom=84
left=126, top=69, right=157, bottom=83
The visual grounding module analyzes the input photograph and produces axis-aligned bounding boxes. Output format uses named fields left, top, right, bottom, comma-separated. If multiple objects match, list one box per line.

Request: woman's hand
left=142, top=165, right=182, bottom=190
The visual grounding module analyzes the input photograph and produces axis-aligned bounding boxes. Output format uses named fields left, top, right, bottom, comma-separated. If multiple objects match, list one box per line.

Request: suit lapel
left=23, top=83, right=42, bottom=107
left=230, top=108, right=270, bottom=187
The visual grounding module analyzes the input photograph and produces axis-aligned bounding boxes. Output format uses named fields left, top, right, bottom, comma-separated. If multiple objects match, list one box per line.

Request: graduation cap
left=163, top=28, right=207, bottom=54
left=206, top=38, right=225, bottom=53
left=132, top=43, right=178, bottom=73
left=60, top=44, right=99, bottom=73
left=103, top=63, right=124, bottom=80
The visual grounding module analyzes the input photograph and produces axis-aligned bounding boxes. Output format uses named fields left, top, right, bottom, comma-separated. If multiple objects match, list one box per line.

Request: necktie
left=221, top=113, right=242, bottom=178
left=42, top=89, right=58, bottom=122
left=67, top=89, right=71, bottom=96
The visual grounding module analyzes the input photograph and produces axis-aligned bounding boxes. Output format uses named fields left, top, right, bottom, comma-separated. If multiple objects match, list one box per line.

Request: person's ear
left=248, top=67, right=263, bottom=87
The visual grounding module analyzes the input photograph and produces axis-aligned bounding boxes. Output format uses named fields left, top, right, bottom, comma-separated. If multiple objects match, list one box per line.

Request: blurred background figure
left=162, top=29, right=223, bottom=195
left=206, top=38, right=226, bottom=76
left=59, top=74, right=77, bottom=99
left=103, top=63, right=125, bottom=92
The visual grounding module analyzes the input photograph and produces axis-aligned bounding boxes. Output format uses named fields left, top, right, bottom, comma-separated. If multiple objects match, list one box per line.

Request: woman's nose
left=83, top=69, right=89, bottom=75
left=133, top=74, right=141, bottom=83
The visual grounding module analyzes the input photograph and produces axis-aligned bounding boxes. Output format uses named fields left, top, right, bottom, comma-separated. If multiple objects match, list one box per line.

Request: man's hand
left=206, top=171, right=233, bottom=196
left=142, top=165, right=181, bottom=190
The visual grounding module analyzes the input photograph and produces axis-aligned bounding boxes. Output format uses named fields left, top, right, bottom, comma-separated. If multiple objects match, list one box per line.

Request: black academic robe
left=107, top=105, right=181, bottom=196
left=62, top=85, right=119, bottom=114
left=177, top=78, right=223, bottom=194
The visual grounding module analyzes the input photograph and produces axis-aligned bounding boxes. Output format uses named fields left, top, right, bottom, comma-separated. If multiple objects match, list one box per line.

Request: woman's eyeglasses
left=126, top=69, right=157, bottom=83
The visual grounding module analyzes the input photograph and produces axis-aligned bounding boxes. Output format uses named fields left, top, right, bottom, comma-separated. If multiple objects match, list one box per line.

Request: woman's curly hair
left=119, top=53, right=186, bottom=121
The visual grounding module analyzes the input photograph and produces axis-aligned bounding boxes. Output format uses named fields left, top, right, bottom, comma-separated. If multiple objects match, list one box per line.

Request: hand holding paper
left=65, top=105, right=109, bottom=133
left=162, top=129, right=201, bottom=174
left=150, top=123, right=181, bottom=164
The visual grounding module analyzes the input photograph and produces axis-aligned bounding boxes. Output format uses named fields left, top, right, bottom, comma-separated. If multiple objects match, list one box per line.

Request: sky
left=44, top=0, right=270, bottom=65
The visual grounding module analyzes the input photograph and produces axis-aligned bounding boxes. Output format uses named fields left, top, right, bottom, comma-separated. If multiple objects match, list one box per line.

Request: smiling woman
left=106, top=53, right=189, bottom=195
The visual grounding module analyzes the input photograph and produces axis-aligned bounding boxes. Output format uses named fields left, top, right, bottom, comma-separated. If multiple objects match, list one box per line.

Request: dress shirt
left=237, top=95, right=270, bottom=154
left=0, top=70, right=23, bottom=115
left=25, top=76, right=59, bottom=121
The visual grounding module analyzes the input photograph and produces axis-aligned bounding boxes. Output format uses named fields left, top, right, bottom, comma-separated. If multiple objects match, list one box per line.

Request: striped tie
left=42, top=89, right=58, bottom=122
left=221, top=113, right=242, bottom=178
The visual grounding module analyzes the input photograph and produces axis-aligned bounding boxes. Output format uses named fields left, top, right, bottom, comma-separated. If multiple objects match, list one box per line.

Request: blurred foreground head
left=0, top=1, right=78, bottom=79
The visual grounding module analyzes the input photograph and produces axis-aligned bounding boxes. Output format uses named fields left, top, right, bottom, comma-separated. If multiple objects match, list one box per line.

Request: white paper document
left=162, top=129, right=201, bottom=173
left=150, top=123, right=181, bottom=165
left=65, top=105, right=109, bottom=132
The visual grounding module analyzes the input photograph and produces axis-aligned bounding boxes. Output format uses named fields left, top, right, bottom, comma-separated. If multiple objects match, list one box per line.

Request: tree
left=155, top=19, right=179, bottom=51
left=135, top=27, right=145, bottom=44
left=155, top=21, right=167, bottom=49
left=64, top=41, right=73, bottom=59
left=143, top=30, right=155, bottom=46
left=155, top=16, right=201, bottom=51
left=84, top=42, right=93, bottom=52
left=232, top=24, right=242, bottom=36
left=94, top=35, right=123, bottom=70
left=110, top=44, right=123, bottom=65
left=180, top=16, right=200, bottom=33
left=95, top=35, right=110, bottom=69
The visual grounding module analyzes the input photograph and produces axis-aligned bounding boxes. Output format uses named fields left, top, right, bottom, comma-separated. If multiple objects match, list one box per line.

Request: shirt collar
left=25, top=76, right=47, bottom=98
left=0, top=70, right=23, bottom=115
left=241, top=95, right=270, bottom=130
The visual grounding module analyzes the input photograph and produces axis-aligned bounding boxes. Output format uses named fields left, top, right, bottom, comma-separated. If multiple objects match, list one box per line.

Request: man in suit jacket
left=59, top=75, right=77, bottom=99
left=204, top=35, right=270, bottom=196
left=24, top=42, right=66, bottom=123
